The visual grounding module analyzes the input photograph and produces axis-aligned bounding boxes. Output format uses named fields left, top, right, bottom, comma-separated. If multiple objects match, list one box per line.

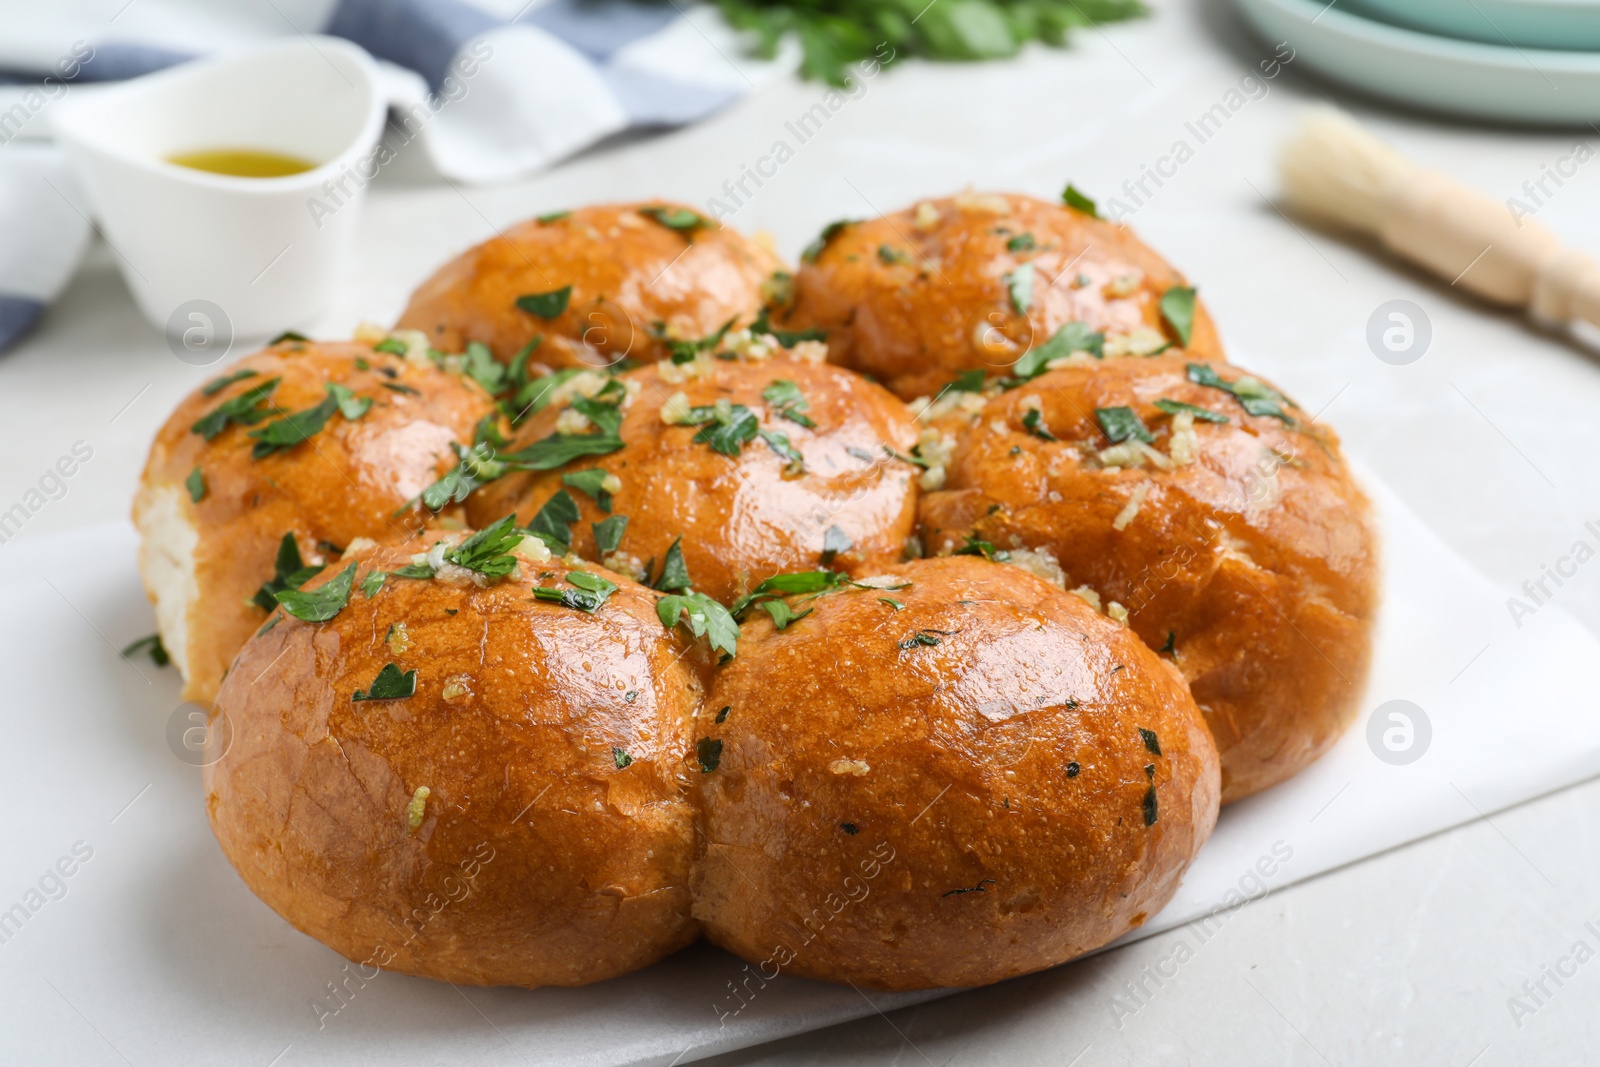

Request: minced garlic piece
left=829, top=758, right=872, bottom=776
left=911, top=389, right=987, bottom=424
left=617, top=211, right=645, bottom=229
left=600, top=473, right=622, bottom=494
left=406, top=786, right=430, bottom=832
left=1098, top=440, right=1174, bottom=471
left=352, top=321, right=388, bottom=346
left=546, top=369, right=611, bottom=407
left=752, top=229, right=778, bottom=255
left=341, top=537, right=379, bottom=559
left=954, top=191, right=1011, bottom=215
left=1104, top=327, right=1169, bottom=358
left=386, top=621, right=410, bottom=655
left=602, top=552, right=648, bottom=583
left=916, top=427, right=956, bottom=491
left=660, top=391, right=692, bottom=425
left=1107, top=601, right=1129, bottom=624
left=1104, top=271, right=1144, bottom=298
left=555, top=407, right=592, bottom=434
left=1006, top=547, right=1066, bottom=588
left=1112, top=483, right=1151, bottom=531
left=1167, top=411, right=1198, bottom=466
left=914, top=201, right=941, bottom=230
left=515, top=535, right=553, bottom=563
left=441, top=674, right=473, bottom=701
left=792, top=339, right=828, bottom=364
left=724, top=328, right=775, bottom=361
left=388, top=329, right=432, bottom=366
left=1071, top=585, right=1103, bottom=611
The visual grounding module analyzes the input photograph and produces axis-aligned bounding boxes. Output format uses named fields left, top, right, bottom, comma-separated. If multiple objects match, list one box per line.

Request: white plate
left=3, top=469, right=1599, bottom=1066
left=1236, top=0, right=1600, bottom=124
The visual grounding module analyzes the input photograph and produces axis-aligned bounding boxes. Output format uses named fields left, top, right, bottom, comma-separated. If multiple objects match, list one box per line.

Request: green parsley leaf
left=121, top=633, right=169, bottom=667
left=654, top=537, right=691, bottom=592
left=392, top=563, right=437, bottom=580
left=474, top=411, right=508, bottom=449
left=528, top=488, right=581, bottom=551
left=820, top=525, right=853, bottom=565
left=696, top=736, right=723, bottom=772
left=1159, top=286, right=1196, bottom=347
left=715, top=705, right=730, bottom=723
left=191, top=376, right=281, bottom=439
left=185, top=467, right=206, bottom=503
left=1143, top=785, right=1159, bottom=826
left=446, top=514, right=523, bottom=578
left=899, top=628, right=953, bottom=649
left=516, top=287, right=572, bottom=320
left=274, top=562, right=357, bottom=622
left=639, top=205, right=715, bottom=232
left=947, top=369, right=988, bottom=393
left=954, top=532, right=1010, bottom=562
left=659, top=591, right=740, bottom=657
left=613, top=747, right=633, bottom=768
left=1185, top=363, right=1294, bottom=423
left=269, top=330, right=310, bottom=345
left=408, top=441, right=505, bottom=514
left=1010, top=321, right=1103, bottom=380
left=1139, top=727, right=1162, bottom=756
left=593, top=514, right=629, bottom=555
left=534, top=570, right=619, bottom=613
left=372, top=337, right=408, bottom=355
left=877, top=244, right=912, bottom=265
left=562, top=468, right=614, bottom=512
left=760, top=598, right=813, bottom=629
left=688, top=401, right=760, bottom=457
left=1022, top=407, right=1057, bottom=441
left=252, top=533, right=324, bottom=612
left=762, top=379, right=816, bottom=428
left=878, top=596, right=904, bottom=610
left=361, top=570, right=387, bottom=598
left=537, top=210, right=571, bottom=224
left=749, top=306, right=826, bottom=348
left=1007, top=232, right=1037, bottom=252
left=760, top=429, right=804, bottom=475
left=801, top=219, right=855, bottom=263
left=1006, top=262, right=1034, bottom=315
left=352, top=663, right=416, bottom=701
left=1095, top=406, right=1154, bottom=444
left=461, top=341, right=507, bottom=396
left=382, top=381, right=420, bottom=395
left=327, top=382, right=372, bottom=420
left=201, top=368, right=259, bottom=396
left=1062, top=183, right=1099, bottom=217
left=1153, top=398, right=1229, bottom=423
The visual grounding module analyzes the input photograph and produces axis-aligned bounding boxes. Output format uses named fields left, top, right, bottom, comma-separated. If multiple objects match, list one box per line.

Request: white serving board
left=1, top=469, right=1596, bottom=1067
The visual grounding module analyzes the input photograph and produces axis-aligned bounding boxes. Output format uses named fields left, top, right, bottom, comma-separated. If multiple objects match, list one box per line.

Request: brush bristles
left=1279, top=106, right=1417, bottom=235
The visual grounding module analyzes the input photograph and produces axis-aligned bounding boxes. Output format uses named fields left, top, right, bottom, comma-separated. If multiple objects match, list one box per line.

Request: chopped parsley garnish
left=1145, top=763, right=1156, bottom=779
left=274, top=562, right=357, bottom=622
left=121, top=633, right=169, bottom=667
left=1066, top=761, right=1080, bottom=777
left=639, top=205, right=714, bottom=232
left=474, top=412, right=508, bottom=449
left=499, top=394, right=627, bottom=469
left=248, top=383, right=371, bottom=458
left=613, top=748, right=633, bottom=768
left=1062, top=183, right=1099, bottom=217
left=1005, top=262, right=1034, bottom=315
left=801, top=219, right=855, bottom=263
left=1139, top=728, right=1162, bottom=756
left=536, top=210, right=570, bottom=223
left=201, top=368, right=258, bottom=396
left=191, top=376, right=280, bottom=439
left=446, top=514, right=524, bottom=579
left=762, top=380, right=816, bottom=428
left=393, top=563, right=437, bottom=580
left=1095, top=406, right=1154, bottom=444
left=528, top=489, right=582, bottom=551
left=942, top=878, right=996, bottom=897
left=1143, top=785, right=1159, bottom=826
left=679, top=400, right=759, bottom=457
left=1160, top=286, right=1196, bottom=346
left=658, top=318, right=734, bottom=363
left=899, top=628, right=954, bottom=649
left=373, top=337, right=408, bottom=355
left=1008, top=321, right=1103, bottom=381
left=1153, top=398, right=1228, bottom=423
left=1006, top=232, right=1037, bottom=252
left=562, top=468, right=614, bottom=512
left=840, top=822, right=858, bottom=834
left=954, top=532, right=1009, bottom=562
left=653, top=537, right=692, bottom=592
left=715, top=705, right=731, bottom=723
left=749, top=306, right=826, bottom=347
left=410, top=441, right=504, bottom=514
left=878, top=597, right=904, bottom=610
left=328, top=382, right=371, bottom=420
left=593, top=514, right=629, bottom=555
left=760, top=598, right=812, bottom=629
left=533, top=570, right=618, bottom=612
left=185, top=467, right=206, bottom=503
left=361, top=570, right=387, bottom=598
left=877, top=244, right=912, bottom=265
left=380, top=381, right=420, bottom=396
left=460, top=341, right=506, bottom=395
left=1159, top=631, right=1176, bottom=655
left=658, top=592, right=740, bottom=657
left=516, top=286, right=572, bottom=320
left=820, top=525, right=853, bottom=565
left=761, top=429, right=804, bottom=474
left=353, top=663, right=417, bottom=701
left=1021, top=407, right=1056, bottom=441
left=270, top=330, right=309, bottom=344
left=696, top=736, right=723, bottom=772
left=947, top=369, right=987, bottom=393
left=1185, top=363, right=1294, bottom=423
left=252, top=533, right=324, bottom=612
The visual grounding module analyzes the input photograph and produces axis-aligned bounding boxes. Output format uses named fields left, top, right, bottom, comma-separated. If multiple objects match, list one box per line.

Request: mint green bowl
left=1345, top=0, right=1600, bottom=50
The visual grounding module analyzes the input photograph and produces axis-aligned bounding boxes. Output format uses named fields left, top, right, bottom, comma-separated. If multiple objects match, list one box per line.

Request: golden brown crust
left=396, top=203, right=785, bottom=370
left=133, top=341, right=490, bottom=703
left=777, top=192, right=1225, bottom=401
left=691, top=556, right=1220, bottom=990
left=205, top=535, right=708, bottom=987
left=918, top=357, right=1378, bottom=802
left=467, top=354, right=921, bottom=604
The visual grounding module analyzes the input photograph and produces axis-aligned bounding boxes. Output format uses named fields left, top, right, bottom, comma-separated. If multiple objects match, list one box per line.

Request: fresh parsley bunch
left=714, top=0, right=1146, bottom=85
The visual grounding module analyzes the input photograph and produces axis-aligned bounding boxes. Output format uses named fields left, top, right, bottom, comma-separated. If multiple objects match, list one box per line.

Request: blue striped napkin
left=0, top=0, right=797, bottom=353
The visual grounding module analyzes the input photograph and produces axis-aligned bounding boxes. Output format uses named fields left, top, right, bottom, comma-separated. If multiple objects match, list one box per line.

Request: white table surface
left=3, top=0, right=1599, bottom=1062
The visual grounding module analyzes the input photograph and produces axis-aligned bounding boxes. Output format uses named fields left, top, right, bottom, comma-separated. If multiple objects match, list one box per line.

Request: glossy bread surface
left=919, top=357, right=1378, bottom=801
left=692, top=556, right=1220, bottom=990
left=206, top=536, right=707, bottom=987
left=397, top=202, right=784, bottom=370
left=777, top=192, right=1225, bottom=400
